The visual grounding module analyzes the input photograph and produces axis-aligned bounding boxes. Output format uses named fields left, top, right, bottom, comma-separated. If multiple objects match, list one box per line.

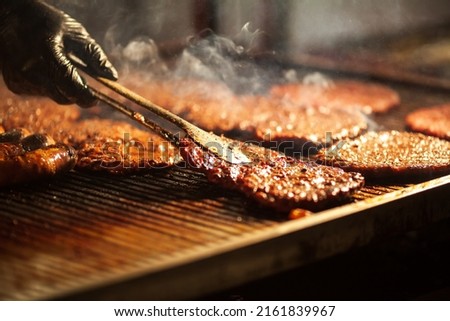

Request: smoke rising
left=108, top=23, right=280, bottom=95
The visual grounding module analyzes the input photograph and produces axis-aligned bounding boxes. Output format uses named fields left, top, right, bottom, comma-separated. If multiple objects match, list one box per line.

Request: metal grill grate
left=0, top=168, right=282, bottom=300
left=0, top=166, right=416, bottom=300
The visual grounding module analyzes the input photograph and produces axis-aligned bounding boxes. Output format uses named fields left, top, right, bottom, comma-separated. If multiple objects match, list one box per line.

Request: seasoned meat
left=73, top=119, right=179, bottom=174
left=0, top=90, right=81, bottom=144
left=270, top=80, right=400, bottom=114
left=247, top=97, right=368, bottom=153
left=405, top=104, right=450, bottom=141
left=0, top=130, right=77, bottom=187
left=316, top=131, right=450, bottom=182
left=0, top=84, right=179, bottom=174
left=180, top=137, right=365, bottom=212
left=0, top=128, right=30, bottom=143
left=125, top=78, right=368, bottom=152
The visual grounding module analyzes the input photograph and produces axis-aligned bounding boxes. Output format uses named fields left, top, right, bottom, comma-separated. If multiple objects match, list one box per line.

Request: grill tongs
left=79, top=69, right=250, bottom=165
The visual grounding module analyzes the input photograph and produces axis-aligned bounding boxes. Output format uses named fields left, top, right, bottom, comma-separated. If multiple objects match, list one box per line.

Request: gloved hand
left=0, top=0, right=118, bottom=107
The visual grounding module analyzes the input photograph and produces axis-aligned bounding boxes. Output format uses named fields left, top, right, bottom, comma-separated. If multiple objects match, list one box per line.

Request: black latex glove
left=0, top=0, right=118, bottom=107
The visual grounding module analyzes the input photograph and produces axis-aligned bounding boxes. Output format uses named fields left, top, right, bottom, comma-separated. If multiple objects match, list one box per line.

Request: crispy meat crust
left=73, top=119, right=179, bottom=174
left=180, top=137, right=365, bottom=212
left=124, top=78, right=368, bottom=151
left=0, top=84, right=179, bottom=174
left=316, top=131, right=450, bottom=182
left=0, top=131, right=77, bottom=187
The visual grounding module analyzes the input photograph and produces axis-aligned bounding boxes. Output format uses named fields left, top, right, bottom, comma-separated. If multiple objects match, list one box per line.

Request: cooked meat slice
left=316, top=131, right=450, bottom=181
left=125, top=78, right=368, bottom=151
left=247, top=97, right=368, bottom=152
left=1, top=94, right=80, bottom=144
left=180, top=137, right=365, bottom=212
left=0, top=144, right=76, bottom=187
left=72, top=119, right=179, bottom=174
left=405, top=104, right=450, bottom=140
left=0, top=128, right=30, bottom=143
left=0, top=131, right=77, bottom=187
left=270, top=80, right=400, bottom=114
left=0, top=86, right=179, bottom=173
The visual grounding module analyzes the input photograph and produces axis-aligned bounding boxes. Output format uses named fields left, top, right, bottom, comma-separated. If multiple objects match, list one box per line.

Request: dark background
left=202, top=218, right=450, bottom=300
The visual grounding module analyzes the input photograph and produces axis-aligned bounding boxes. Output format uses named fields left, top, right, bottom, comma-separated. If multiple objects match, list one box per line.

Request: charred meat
left=1, top=87, right=179, bottom=174
left=73, top=119, right=179, bottom=174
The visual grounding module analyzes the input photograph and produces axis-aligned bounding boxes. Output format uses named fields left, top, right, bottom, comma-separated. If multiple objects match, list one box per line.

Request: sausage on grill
left=0, top=130, right=77, bottom=187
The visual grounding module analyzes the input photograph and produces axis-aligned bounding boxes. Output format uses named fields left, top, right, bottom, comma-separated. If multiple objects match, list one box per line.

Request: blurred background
left=44, top=0, right=450, bottom=87
left=48, top=0, right=450, bottom=52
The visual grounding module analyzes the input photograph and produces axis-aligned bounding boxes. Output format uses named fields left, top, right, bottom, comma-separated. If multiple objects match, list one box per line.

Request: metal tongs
left=78, top=68, right=251, bottom=165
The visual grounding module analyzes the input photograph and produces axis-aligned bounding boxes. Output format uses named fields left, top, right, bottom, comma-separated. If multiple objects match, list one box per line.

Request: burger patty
left=126, top=78, right=368, bottom=151
left=405, top=104, right=450, bottom=141
left=315, top=131, right=450, bottom=181
left=73, top=119, right=180, bottom=174
left=270, top=79, right=400, bottom=114
left=248, top=97, right=368, bottom=153
left=0, top=89, right=179, bottom=174
left=180, top=137, right=365, bottom=212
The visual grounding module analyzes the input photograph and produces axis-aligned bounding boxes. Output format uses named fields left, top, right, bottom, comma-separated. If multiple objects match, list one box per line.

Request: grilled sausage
left=0, top=128, right=30, bottom=143
left=0, top=131, right=77, bottom=187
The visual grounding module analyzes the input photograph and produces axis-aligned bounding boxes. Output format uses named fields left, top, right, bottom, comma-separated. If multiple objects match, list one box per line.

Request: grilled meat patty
left=0, top=86, right=179, bottom=174
left=74, top=119, right=179, bottom=174
left=405, top=104, right=450, bottom=141
left=126, top=78, right=368, bottom=152
left=316, top=131, right=450, bottom=181
left=270, top=79, right=400, bottom=114
left=180, top=137, right=365, bottom=212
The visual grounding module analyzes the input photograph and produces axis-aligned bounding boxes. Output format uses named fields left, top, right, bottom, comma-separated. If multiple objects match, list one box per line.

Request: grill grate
left=0, top=166, right=414, bottom=300
left=0, top=168, right=282, bottom=300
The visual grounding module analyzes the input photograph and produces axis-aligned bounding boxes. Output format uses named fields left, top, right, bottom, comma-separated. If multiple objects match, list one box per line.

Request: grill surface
left=0, top=168, right=281, bottom=300
left=1, top=73, right=450, bottom=300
